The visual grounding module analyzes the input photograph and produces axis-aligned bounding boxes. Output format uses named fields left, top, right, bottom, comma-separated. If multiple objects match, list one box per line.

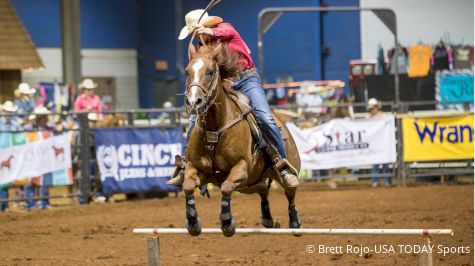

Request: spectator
left=368, top=98, right=392, bottom=187
left=0, top=101, right=25, bottom=212
left=75, top=112, right=100, bottom=204
left=74, top=79, right=103, bottom=115
left=24, top=106, right=54, bottom=210
left=15, top=83, right=36, bottom=114
left=0, top=101, right=22, bottom=132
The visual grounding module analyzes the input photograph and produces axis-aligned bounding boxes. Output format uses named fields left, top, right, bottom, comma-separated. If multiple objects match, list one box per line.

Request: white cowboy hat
left=33, top=106, right=51, bottom=115
left=367, top=98, right=381, bottom=110
left=2, top=101, right=18, bottom=112
left=87, top=112, right=98, bottom=121
left=79, top=78, right=98, bottom=89
left=178, top=9, right=223, bottom=40
left=18, top=83, right=36, bottom=94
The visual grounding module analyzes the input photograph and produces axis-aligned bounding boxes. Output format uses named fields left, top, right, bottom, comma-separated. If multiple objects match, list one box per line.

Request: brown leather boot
left=274, top=158, right=300, bottom=188
left=167, top=155, right=186, bottom=186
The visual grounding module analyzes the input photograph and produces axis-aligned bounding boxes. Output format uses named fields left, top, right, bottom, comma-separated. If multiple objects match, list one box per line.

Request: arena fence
left=133, top=227, right=454, bottom=266
left=0, top=100, right=472, bottom=206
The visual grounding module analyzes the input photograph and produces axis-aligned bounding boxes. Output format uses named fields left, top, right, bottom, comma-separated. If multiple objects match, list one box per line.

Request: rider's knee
left=254, top=109, right=275, bottom=125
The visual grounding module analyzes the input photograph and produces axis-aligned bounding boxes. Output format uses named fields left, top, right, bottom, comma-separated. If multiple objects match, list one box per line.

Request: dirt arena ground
left=0, top=183, right=472, bottom=266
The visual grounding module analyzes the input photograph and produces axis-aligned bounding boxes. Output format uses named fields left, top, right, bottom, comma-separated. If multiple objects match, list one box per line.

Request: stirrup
left=167, top=168, right=184, bottom=186
left=274, top=159, right=300, bottom=188
left=166, top=155, right=186, bottom=186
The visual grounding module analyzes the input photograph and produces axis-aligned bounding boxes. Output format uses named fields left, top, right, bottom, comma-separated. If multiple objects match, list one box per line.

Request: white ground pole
left=133, top=228, right=453, bottom=266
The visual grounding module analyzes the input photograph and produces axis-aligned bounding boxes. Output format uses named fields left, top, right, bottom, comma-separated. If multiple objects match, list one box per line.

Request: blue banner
left=94, top=128, right=183, bottom=195
left=436, top=70, right=474, bottom=110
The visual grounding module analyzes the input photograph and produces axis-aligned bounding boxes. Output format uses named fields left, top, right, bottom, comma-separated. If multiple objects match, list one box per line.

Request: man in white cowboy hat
left=169, top=9, right=300, bottom=189
left=0, top=100, right=23, bottom=212
left=74, top=78, right=103, bottom=114
left=15, top=82, right=36, bottom=114
left=367, top=98, right=383, bottom=118
left=23, top=105, right=56, bottom=211
left=23, top=106, right=54, bottom=131
left=0, top=101, right=22, bottom=132
left=367, top=98, right=392, bottom=187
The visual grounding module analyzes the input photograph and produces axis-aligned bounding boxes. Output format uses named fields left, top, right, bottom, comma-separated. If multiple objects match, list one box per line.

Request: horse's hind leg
left=285, top=188, right=301, bottom=229
left=259, top=180, right=276, bottom=228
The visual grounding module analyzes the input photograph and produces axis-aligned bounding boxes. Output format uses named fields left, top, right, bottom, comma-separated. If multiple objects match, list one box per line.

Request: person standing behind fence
left=23, top=106, right=55, bottom=210
left=15, top=83, right=36, bottom=115
left=0, top=101, right=22, bottom=212
left=367, top=98, right=392, bottom=187
left=74, top=79, right=103, bottom=117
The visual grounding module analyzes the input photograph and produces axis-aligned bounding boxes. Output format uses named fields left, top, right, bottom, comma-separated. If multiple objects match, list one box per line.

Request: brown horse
left=182, top=43, right=301, bottom=237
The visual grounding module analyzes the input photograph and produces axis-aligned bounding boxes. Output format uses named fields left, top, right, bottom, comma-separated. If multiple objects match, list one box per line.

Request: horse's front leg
left=183, top=161, right=202, bottom=236
left=220, top=159, right=248, bottom=237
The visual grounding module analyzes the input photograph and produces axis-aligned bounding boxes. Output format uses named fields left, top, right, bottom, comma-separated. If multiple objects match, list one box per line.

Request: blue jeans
left=24, top=184, right=50, bottom=210
left=0, top=186, right=9, bottom=211
left=372, top=164, right=391, bottom=185
left=186, top=73, right=287, bottom=159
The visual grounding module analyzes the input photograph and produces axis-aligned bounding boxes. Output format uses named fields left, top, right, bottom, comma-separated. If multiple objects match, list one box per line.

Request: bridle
left=185, top=61, right=220, bottom=116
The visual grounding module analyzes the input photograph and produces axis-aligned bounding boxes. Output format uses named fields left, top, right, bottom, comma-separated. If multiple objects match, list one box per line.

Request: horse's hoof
left=273, top=221, right=281, bottom=228
left=262, top=218, right=274, bottom=228
left=186, top=218, right=202, bottom=236
left=289, top=220, right=301, bottom=229
left=221, top=219, right=236, bottom=237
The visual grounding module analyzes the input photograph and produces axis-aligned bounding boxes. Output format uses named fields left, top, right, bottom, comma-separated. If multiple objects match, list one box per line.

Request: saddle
left=226, top=93, right=264, bottom=148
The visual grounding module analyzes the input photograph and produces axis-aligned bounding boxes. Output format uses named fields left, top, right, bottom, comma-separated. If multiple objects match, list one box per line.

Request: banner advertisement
left=436, top=70, right=474, bottom=111
left=94, top=128, right=183, bottom=195
left=0, top=132, right=73, bottom=186
left=402, top=115, right=474, bottom=161
left=287, top=115, right=397, bottom=170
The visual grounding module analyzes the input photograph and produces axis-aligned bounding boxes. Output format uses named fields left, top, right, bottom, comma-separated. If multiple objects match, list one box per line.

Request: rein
left=186, top=61, right=220, bottom=116
left=188, top=61, right=251, bottom=155
left=194, top=108, right=253, bottom=152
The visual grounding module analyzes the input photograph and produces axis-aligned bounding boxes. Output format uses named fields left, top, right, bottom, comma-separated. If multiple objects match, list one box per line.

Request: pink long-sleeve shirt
left=211, top=23, right=255, bottom=71
left=74, top=94, right=103, bottom=113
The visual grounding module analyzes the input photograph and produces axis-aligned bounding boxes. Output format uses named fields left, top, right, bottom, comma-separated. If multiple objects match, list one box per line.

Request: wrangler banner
left=402, top=115, right=474, bottom=161
left=287, top=115, right=397, bottom=170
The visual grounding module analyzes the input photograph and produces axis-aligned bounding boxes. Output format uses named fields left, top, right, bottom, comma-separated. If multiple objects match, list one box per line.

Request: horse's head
left=185, top=43, right=222, bottom=114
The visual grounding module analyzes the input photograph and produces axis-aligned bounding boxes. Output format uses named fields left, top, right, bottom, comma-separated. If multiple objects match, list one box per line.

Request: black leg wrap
left=185, top=195, right=201, bottom=236
left=288, top=205, right=301, bottom=229
left=220, top=196, right=235, bottom=237
left=260, top=200, right=274, bottom=228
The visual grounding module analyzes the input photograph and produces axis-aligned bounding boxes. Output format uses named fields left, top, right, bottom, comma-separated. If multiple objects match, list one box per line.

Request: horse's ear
left=188, top=44, right=197, bottom=59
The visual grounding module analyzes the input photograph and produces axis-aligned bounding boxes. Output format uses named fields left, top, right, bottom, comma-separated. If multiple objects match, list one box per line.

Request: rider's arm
left=211, top=23, right=237, bottom=40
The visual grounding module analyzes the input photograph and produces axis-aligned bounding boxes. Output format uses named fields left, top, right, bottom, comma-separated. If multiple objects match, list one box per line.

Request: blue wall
left=11, top=0, right=139, bottom=48
left=11, top=0, right=361, bottom=108
left=321, top=0, right=361, bottom=82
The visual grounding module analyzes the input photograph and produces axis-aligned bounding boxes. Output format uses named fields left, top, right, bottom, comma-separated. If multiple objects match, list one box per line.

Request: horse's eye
left=206, top=70, right=213, bottom=77
left=185, top=70, right=190, bottom=76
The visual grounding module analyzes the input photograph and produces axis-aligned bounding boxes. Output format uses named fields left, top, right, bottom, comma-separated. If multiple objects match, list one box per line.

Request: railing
left=0, top=100, right=472, bottom=206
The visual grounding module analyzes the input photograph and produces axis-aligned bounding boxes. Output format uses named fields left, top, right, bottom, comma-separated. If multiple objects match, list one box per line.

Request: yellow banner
left=402, top=115, right=474, bottom=161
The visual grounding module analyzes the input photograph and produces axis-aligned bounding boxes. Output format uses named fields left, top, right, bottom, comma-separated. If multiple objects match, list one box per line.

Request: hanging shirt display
left=376, top=46, right=386, bottom=75
left=408, top=44, right=432, bottom=77
left=387, top=46, right=408, bottom=74
left=452, top=45, right=473, bottom=70
left=431, top=43, right=451, bottom=71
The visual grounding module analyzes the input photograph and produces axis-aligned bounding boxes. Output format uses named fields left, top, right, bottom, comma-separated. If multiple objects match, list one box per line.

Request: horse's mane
left=197, top=43, right=242, bottom=81
left=198, top=43, right=249, bottom=103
